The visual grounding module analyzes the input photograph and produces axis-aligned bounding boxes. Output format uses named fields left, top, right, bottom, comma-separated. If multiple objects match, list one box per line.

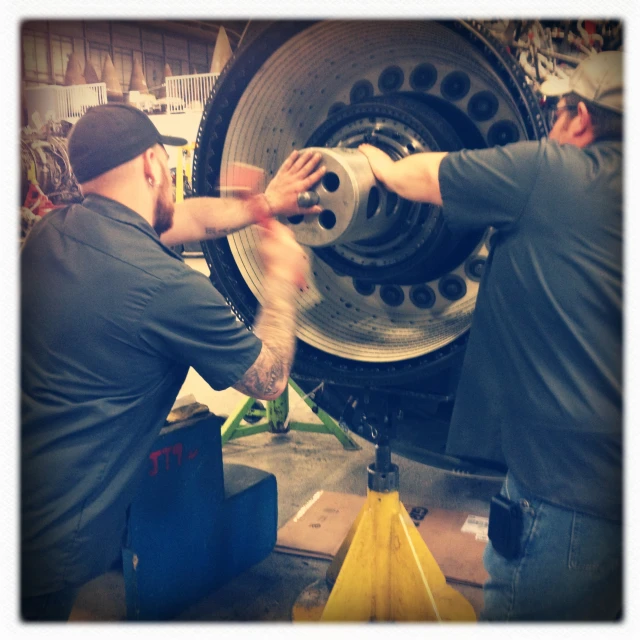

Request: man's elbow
left=233, top=354, right=291, bottom=401
left=256, top=376, right=289, bottom=402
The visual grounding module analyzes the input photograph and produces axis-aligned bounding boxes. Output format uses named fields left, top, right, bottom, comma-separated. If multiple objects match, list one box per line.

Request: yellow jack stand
left=319, top=490, right=476, bottom=621
left=293, top=408, right=476, bottom=622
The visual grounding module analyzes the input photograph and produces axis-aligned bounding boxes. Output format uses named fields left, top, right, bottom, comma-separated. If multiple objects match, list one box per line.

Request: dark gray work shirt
left=21, top=194, right=262, bottom=596
left=439, top=139, right=622, bottom=522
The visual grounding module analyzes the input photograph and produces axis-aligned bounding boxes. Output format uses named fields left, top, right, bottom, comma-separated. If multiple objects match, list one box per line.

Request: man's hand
left=358, top=144, right=396, bottom=186
left=258, top=218, right=310, bottom=288
left=220, top=162, right=266, bottom=197
left=264, top=150, right=326, bottom=216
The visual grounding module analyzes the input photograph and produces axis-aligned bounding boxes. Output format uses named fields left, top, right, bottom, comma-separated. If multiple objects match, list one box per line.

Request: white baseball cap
left=539, top=51, right=622, bottom=114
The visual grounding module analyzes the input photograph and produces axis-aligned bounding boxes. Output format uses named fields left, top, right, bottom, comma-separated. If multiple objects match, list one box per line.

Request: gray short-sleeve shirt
left=438, top=139, right=622, bottom=521
left=21, top=194, right=262, bottom=595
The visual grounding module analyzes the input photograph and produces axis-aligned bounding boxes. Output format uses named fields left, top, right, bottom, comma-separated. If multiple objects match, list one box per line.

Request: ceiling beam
left=140, top=20, right=247, bottom=48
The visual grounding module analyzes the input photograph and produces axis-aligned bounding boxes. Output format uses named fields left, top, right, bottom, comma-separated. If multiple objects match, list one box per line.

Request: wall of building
left=149, top=113, right=205, bottom=169
left=21, top=21, right=222, bottom=92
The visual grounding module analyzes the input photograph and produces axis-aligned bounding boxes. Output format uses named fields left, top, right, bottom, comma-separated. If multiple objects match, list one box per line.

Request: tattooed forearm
left=233, top=347, right=287, bottom=399
left=205, top=226, right=241, bottom=238
left=163, top=196, right=263, bottom=246
left=203, top=195, right=269, bottom=238
left=233, top=277, right=297, bottom=401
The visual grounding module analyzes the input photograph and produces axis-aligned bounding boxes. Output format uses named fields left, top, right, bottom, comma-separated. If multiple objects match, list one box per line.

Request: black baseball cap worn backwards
left=68, top=103, right=188, bottom=183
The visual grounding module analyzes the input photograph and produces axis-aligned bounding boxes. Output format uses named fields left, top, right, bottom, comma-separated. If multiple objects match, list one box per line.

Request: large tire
left=193, top=20, right=545, bottom=474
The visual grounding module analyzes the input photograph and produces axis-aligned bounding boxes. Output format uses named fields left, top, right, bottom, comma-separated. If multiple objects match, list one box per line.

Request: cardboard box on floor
left=275, top=491, right=489, bottom=587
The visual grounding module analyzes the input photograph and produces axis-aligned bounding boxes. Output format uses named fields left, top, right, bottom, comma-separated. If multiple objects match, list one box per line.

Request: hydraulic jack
left=293, top=393, right=476, bottom=622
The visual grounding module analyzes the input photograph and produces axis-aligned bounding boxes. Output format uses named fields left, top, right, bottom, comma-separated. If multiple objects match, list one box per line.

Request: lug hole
left=328, top=102, right=347, bottom=116
left=353, top=279, right=375, bottom=296
left=323, top=172, right=340, bottom=192
left=410, top=63, right=437, bottom=91
left=378, top=65, right=404, bottom=93
left=319, top=210, right=337, bottom=229
left=487, top=120, right=520, bottom=146
left=467, top=90, right=499, bottom=121
left=438, top=275, right=467, bottom=301
left=380, top=285, right=405, bottom=307
left=287, top=214, right=304, bottom=225
left=350, top=79, right=375, bottom=104
left=409, top=284, right=436, bottom=309
left=440, top=71, right=471, bottom=101
left=465, top=257, right=486, bottom=281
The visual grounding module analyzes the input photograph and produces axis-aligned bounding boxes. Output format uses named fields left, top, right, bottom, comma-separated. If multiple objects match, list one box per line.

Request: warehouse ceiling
left=141, top=20, right=251, bottom=49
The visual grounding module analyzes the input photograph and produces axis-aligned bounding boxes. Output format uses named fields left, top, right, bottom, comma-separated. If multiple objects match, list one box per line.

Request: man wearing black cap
left=359, top=51, right=622, bottom=620
left=21, top=104, right=325, bottom=620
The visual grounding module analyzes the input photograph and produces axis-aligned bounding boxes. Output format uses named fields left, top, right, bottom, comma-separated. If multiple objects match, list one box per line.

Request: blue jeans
left=481, top=472, right=622, bottom=621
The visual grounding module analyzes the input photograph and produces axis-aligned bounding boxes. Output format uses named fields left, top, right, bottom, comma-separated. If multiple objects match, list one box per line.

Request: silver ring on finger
left=297, top=191, right=320, bottom=208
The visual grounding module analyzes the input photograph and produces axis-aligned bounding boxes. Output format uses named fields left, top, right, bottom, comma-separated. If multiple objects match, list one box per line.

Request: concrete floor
left=70, top=422, right=500, bottom=622
left=67, top=257, right=503, bottom=622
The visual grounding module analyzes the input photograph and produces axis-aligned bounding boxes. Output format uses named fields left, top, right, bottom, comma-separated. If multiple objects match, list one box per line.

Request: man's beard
left=152, top=172, right=175, bottom=236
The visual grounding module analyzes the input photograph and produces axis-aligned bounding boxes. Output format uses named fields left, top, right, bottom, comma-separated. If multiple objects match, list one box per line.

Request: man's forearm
left=379, top=153, right=447, bottom=205
left=359, top=145, right=447, bottom=206
left=160, top=195, right=270, bottom=246
left=233, top=274, right=298, bottom=400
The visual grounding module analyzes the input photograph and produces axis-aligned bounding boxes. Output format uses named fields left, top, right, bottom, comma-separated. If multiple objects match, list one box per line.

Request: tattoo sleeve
left=232, top=275, right=298, bottom=400
left=204, top=196, right=269, bottom=239
left=163, top=196, right=269, bottom=246
left=204, top=226, right=237, bottom=238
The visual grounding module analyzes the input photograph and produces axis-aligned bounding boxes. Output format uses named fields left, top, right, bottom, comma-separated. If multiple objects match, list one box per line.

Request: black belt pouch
left=488, top=493, right=523, bottom=560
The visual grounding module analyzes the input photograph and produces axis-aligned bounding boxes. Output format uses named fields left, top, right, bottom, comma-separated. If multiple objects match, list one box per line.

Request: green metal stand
left=220, top=379, right=361, bottom=450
